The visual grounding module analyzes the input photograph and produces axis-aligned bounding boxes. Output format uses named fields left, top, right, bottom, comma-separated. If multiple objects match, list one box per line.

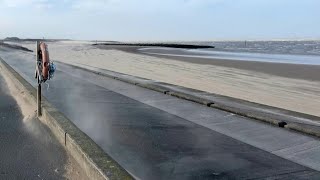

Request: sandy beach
left=5, top=41, right=320, bottom=117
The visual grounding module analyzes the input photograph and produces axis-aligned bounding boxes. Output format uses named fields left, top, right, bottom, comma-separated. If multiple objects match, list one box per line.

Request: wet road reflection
left=1, top=50, right=320, bottom=179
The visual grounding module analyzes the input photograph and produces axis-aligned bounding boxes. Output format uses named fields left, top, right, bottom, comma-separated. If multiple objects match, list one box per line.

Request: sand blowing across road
left=9, top=41, right=320, bottom=117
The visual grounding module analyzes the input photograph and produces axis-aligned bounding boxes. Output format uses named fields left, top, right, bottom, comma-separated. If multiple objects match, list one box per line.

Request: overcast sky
left=0, top=0, right=319, bottom=41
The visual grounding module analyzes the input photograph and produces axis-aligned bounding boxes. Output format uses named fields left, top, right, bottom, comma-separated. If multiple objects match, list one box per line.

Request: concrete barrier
left=58, top=61, right=320, bottom=139
left=0, top=58, right=133, bottom=180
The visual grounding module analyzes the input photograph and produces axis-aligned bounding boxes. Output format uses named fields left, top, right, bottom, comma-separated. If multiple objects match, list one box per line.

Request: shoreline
left=96, top=45, right=320, bottom=82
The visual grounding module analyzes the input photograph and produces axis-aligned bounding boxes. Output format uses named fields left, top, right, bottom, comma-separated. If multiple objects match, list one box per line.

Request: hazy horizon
left=2, top=37, right=320, bottom=42
left=1, top=0, right=319, bottom=41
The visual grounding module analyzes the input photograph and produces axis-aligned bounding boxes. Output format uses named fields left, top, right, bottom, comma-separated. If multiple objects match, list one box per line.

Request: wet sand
left=97, top=45, right=320, bottom=82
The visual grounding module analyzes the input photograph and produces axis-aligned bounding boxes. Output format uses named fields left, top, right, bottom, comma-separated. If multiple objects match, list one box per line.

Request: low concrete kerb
left=142, top=83, right=320, bottom=139
left=58, top=61, right=320, bottom=139
left=0, top=58, right=134, bottom=180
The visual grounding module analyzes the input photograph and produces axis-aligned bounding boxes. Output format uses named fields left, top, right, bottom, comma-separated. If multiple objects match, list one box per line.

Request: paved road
left=0, top=73, right=68, bottom=179
left=1, top=48, right=320, bottom=179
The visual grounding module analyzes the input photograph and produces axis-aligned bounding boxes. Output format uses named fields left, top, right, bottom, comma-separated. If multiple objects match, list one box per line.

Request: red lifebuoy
left=39, top=42, right=50, bottom=80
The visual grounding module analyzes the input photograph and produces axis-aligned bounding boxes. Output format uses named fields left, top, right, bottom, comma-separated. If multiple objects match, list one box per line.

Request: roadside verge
left=0, top=58, right=133, bottom=180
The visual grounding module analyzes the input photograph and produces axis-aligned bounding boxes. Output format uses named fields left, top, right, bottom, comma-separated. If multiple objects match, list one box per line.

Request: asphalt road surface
left=1, top=48, right=320, bottom=179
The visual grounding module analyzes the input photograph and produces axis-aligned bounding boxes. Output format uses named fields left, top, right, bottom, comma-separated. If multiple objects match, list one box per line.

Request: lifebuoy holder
left=35, top=41, right=55, bottom=116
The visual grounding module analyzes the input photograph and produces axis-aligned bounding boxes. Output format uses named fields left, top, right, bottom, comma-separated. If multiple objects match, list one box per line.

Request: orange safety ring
left=39, top=42, right=50, bottom=81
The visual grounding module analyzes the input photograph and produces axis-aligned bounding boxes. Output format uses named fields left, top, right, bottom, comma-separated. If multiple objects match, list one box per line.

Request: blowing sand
left=8, top=41, right=320, bottom=117
left=0, top=64, right=36, bottom=123
left=0, top=54, right=88, bottom=180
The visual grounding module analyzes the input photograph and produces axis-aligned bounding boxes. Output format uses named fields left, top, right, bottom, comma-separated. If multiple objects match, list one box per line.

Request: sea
left=139, top=41, right=320, bottom=65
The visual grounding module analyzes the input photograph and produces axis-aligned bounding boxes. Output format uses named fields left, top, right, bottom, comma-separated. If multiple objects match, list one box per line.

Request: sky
left=0, top=0, right=319, bottom=41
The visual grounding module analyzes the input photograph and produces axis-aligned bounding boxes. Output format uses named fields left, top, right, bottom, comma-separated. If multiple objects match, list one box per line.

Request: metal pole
left=38, top=83, right=41, bottom=116
left=36, top=41, right=42, bottom=116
